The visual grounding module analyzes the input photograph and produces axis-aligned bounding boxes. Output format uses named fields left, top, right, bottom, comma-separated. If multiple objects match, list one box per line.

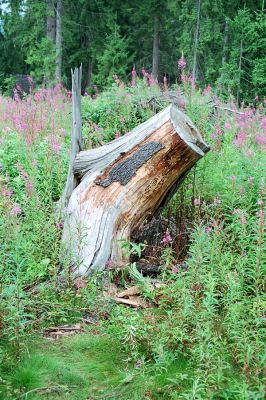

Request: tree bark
left=192, top=0, right=201, bottom=81
left=46, top=0, right=56, bottom=43
left=152, top=15, right=160, bottom=80
left=61, top=105, right=209, bottom=277
left=55, top=0, right=63, bottom=83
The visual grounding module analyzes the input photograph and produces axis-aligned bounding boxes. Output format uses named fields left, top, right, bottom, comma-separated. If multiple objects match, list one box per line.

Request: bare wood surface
left=60, top=66, right=82, bottom=209
left=62, top=104, right=209, bottom=276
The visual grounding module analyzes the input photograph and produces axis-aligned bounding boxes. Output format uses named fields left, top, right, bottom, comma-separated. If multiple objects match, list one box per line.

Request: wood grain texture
left=62, top=104, right=209, bottom=276
left=60, top=66, right=82, bottom=209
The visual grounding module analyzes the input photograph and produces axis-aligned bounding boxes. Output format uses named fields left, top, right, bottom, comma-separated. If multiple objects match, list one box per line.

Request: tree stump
left=62, top=104, right=209, bottom=276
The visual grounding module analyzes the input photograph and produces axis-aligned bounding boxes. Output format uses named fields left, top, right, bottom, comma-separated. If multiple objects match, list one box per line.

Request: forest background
left=0, top=0, right=265, bottom=102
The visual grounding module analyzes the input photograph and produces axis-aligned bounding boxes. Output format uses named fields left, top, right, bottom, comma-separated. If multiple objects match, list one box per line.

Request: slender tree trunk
left=84, top=60, right=93, bottom=91
left=236, top=38, right=243, bottom=105
left=61, top=66, right=82, bottom=209
left=222, top=20, right=228, bottom=66
left=55, top=0, right=63, bottom=83
left=192, top=0, right=201, bottom=81
left=46, top=0, right=56, bottom=43
left=152, top=15, right=160, bottom=80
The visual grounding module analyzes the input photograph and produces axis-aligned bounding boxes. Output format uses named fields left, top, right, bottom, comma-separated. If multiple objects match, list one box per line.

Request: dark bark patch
left=96, top=142, right=164, bottom=187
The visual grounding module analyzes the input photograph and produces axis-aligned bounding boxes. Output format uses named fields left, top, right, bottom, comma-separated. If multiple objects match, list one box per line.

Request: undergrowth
left=0, top=78, right=265, bottom=399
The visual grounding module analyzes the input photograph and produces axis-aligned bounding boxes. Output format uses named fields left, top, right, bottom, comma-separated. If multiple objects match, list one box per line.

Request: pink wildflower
left=233, top=132, right=246, bottom=147
left=56, top=221, right=64, bottom=229
left=1, top=187, right=13, bottom=197
left=115, top=132, right=121, bottom=139
left=224, top=122, right=231, bottom=130
left=52, top=142, right=61, bottom=152
left=205, top=226, right=212, bottom=234
left=181, top=73, right=189, bottom=84
left=211, top=124, right=223, bottom=140
left=194, top=197, right=201, bottom=206
left=48, top=134, right=61, bottom=153
left=172, top=265, right=179, bottom=274
left=233, top=209, right=247, bottom=225
left=260, top=117, right=266, bottom=132
left=10, top=204, right=22, bottom=216
left=162, top=229, right=172, bottom=245
left=31, top=159, right=38, bottom=167
left=213, top=196, right=221, bottom=206
left=148, top=73, right=157, bottom=86
left=247, top=176, right=254, bottom=185
left=189, top=76, right=196, bottom=90
left=74, top=278, right=86, bottom=290
left=203, top=85, right=212, bottom=96
left=239, top=186, right=245, bottom=194
left=257, top=199, right=263, bottom=206
left=178, top=55, right=186, bottom=70
left=141, top=67, right=148, bottom=78
left=256, top=210, right=264, bottom=218
left=240, top=216, right=247, bottom=224
left=254, top=95, right=259, bottom=102
left=26, top=181, right=33, bottom=195
left=106, top=259, right=114, bottom=269
left=230, top=175, right=237, bottom=183
left=131, top=66, right=137, bottom=86
left=255, top=135, right=266, bottom=145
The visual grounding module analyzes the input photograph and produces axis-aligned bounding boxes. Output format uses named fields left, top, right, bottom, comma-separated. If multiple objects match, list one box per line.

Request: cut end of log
left=61, top=104, right=210, bottom=277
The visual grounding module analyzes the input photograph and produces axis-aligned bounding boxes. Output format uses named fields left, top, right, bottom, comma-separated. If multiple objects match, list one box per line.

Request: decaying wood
left=61, top=104, right=209, bottom=276
left=136, top=262, right=161, bottom=276
left=43, top=323, right=83, bottom=339
left=116, top=285, right=141, bottom=298
left=60, top=66, right=82, bottom=209
left=113, top=296, right=151, bottom=308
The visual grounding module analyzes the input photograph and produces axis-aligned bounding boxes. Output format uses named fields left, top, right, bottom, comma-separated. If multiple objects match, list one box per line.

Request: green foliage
left=1, top=0, right=265, bottom=100
left=95, top=24, right=131, bottom=87
left=26, top=37, right=56, bottom=84
left=82, top=79, right=159, bottom=145
left=219, top=9, right=266, bottom=100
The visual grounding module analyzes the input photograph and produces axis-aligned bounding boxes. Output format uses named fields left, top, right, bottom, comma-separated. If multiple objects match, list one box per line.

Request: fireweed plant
left=0, top=73, right=265, bottom=399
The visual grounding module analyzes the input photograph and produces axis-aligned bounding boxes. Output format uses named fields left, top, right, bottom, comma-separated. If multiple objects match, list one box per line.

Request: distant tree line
left=0, top=0, right=265, bottom=101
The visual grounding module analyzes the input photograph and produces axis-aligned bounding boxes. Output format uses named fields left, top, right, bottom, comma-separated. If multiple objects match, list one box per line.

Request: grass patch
left=0, top=330, right=192, bottom=400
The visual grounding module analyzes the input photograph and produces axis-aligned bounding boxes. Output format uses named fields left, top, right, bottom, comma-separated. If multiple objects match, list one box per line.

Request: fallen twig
left=20, top=385, right=73, bottom=398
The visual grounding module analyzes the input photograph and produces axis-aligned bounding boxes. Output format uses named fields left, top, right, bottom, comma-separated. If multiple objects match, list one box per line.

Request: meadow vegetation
left=0, top=74, right=265, bottom=399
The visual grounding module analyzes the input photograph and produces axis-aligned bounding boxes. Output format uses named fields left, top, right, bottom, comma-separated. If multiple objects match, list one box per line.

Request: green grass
left=0, top=330, right=191, bottom=400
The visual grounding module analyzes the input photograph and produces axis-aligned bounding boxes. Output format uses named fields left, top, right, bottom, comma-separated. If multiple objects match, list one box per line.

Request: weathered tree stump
left=62, top=104, right=209, bottom=276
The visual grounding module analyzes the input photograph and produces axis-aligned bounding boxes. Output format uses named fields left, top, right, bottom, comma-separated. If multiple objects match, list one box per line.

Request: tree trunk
left=221, top=20, right=228, bottom=67
left=192, top=0, right=201, bottom=81
left=152, top=15, right=160, bottom=80
left=84, top=60, right=93, bottom=91
left=55, top=0, right=63, bottom=83
left=46, top=0, right=56, bottom=43
left=236, top=38, right=243, bottom=105
left=60, top=66, right=82, bottom=210
left=61, top=105, right=209, bottom=277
